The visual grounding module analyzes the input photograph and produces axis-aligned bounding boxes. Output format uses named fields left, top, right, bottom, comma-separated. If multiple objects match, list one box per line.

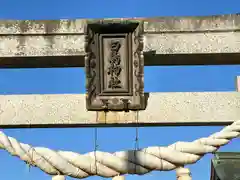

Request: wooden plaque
left=84, top=20, right=145, bottom=111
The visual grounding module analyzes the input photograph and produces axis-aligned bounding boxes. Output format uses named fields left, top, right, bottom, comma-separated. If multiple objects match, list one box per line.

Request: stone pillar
left=176, top=167, right=192, bottom=180
left=112, top=175, right=125, bottom=180
left=52, top=175, right=66, bottom=180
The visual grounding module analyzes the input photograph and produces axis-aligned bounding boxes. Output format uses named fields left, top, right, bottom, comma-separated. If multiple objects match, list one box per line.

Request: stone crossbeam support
left=0, top=91, right=239, bottom=128
left=0, top=14, right=240, bottom=68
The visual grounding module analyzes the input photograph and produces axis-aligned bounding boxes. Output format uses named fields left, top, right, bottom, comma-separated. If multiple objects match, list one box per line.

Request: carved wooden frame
left=84, top=20, right=145, bottom=111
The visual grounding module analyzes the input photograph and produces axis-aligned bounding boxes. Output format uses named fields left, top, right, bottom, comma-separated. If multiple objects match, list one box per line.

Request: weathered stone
left=0, top=14, right=240, bottom=67
left=85, top=21, right=145, bottom=111
left=144, top=14, right=240, bottom=32
left=0, top=19, right=85, bottom=34
left=0, top=92, right=239, bottom=128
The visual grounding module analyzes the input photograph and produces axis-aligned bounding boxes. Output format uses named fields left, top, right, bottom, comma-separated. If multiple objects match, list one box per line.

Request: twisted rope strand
left=0, top=120, right=239, bottom=179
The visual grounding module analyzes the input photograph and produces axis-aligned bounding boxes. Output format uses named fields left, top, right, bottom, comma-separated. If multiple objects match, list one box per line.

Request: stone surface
left=0, top=92, right=239, bottom=128
left=0, top=14, right=240, bottom=67
left=1, top=30, right=239, bottom=57
left=1, top=14, right=239, bottom=35
left=0, top=35, right=84, bottom=57
left=144, top=32, right=240, bottom=54
left=0, top=19, right=85, bottom=34
left=144, top=14, right=240, bottom=32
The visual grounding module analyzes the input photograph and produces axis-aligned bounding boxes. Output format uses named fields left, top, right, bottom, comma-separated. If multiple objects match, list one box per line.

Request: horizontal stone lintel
left=0, top=14, right=240, bottom=67
left=0, top=92, right=239, bottom=128
left=1, top=14, right=240, bottom=35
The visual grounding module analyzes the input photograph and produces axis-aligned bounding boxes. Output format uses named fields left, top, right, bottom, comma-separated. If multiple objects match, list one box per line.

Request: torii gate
left=0, top=13, right=239, bottom=180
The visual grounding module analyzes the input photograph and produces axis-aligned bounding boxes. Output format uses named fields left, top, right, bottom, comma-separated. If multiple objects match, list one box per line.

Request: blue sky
left=0, top=0, right=240, bottom=180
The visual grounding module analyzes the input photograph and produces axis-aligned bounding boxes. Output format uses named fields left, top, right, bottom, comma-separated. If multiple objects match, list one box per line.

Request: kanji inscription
left=85, top=20, right=145, bottom=111
left=107, top=40, right=122, bottom=89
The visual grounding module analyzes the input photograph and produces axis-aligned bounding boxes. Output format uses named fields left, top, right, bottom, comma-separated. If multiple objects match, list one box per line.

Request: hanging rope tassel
left=52, top=175, right=66, bottom=180
left=112, top=175, right=125, bottom=180
left=176, top=167, right=192, bottom=180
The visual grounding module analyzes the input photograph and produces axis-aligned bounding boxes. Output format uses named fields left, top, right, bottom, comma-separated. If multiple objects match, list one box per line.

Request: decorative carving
left=85, top=20, right=145, bottom=111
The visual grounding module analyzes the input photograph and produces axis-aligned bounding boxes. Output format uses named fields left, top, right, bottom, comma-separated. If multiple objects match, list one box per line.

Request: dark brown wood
left=85, top=20, right=146, bottom=111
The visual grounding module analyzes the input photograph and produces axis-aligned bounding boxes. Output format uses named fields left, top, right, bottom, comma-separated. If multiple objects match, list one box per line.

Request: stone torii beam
left=0, top=91, right=239, bottom=128
left=0, top=14, right=239, bottom=180
left=0, top=14, right=240, bottom=128
left=0, top=14, right=240, bottom=68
